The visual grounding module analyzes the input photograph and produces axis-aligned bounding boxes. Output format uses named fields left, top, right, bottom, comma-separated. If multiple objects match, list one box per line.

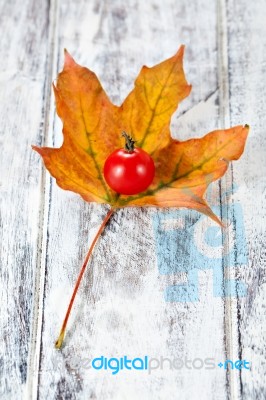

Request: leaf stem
left=55, top=207, right=114, bottom=349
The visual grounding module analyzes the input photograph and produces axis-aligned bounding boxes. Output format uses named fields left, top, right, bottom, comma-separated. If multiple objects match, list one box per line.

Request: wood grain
left=1, top=0, right=265, bottom=399
left=227, top=0, right=266, bottom=398
left=0, top=0, right=50, bottom=398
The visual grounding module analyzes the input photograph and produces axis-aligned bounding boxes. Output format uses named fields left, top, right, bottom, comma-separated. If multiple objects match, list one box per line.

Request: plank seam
left=25, top=0, right=60, bottom=398
left=217, top=0, right=242, bottom=399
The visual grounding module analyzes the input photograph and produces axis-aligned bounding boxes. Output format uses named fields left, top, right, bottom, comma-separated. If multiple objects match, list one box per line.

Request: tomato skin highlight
left=103, top=148, right=155, bottom=195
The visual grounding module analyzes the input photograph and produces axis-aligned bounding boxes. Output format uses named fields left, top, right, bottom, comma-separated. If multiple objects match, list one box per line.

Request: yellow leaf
left=33, top=48, right=249, bottom=223
left=120, top=45, right=191, bottom=153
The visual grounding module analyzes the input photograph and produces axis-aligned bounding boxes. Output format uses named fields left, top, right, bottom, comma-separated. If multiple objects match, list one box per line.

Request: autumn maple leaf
left=32, top=46, right=249, bottom=348
left=33, top=46, right=248, bottom=224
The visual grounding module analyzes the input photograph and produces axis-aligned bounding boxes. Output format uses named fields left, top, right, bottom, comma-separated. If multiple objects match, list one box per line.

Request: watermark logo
left=91, top=356, right=148, bottom=375
left=152, top=186, right=248, bottom=301
left=53, top=355, right=250, bottom=375
left=217, top=360, right=250, bottom=370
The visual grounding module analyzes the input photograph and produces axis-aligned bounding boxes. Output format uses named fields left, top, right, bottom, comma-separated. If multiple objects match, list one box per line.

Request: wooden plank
left=35, top=0, right=235, bottom=399
left=217, top=1, right=241, bottom=398
left=226, top=0, right=266, bottom=398
left=0, top=0, right=51, bottom=398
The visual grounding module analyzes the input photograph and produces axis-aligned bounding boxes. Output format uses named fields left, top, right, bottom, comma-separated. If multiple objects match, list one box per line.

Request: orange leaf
left=121, top=125, right=249, bottom=224
left=33, top=47, right=249, bottom=223
left=120, top=45, right=191, bottom=154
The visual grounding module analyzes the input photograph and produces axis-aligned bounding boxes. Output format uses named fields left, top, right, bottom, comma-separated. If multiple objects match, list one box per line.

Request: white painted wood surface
left=0, top=0, right=265, bottom=399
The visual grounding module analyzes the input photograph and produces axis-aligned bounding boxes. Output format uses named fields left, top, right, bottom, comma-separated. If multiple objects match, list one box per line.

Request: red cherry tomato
left=103, top=146, right=155, bottom=195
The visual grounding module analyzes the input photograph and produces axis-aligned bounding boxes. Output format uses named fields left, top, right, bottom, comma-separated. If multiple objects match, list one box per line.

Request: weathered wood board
left=227, top=0, right=266, bottom=398
left=0, top=0, right=50, bottom=398
left=0, top=0, right=265, bottom=399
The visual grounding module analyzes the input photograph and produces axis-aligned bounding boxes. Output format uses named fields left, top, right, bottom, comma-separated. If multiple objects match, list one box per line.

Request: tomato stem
left=122, top=131, right=136, bottom=152
left=55, top=207, right=114, bottom=349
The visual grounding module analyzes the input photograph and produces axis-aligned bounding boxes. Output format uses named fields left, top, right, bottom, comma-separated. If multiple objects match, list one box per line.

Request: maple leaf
left=33, top=46, right=248, bottom=224
left=32, top=47, right=249, bottom=349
